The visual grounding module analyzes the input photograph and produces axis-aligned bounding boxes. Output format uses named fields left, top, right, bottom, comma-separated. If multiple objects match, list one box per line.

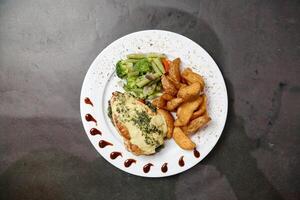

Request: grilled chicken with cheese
left=109, top=92, right=167, bottom=155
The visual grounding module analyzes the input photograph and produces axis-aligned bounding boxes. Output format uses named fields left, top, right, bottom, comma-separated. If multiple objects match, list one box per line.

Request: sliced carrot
left=162, top=58, right=171, bottom=72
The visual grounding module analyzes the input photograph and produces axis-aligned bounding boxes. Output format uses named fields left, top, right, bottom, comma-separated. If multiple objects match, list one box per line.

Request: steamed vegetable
left=134, top=59, right=152, bottom=75
left=115, top=53, right=169, bottom=99
left=116, top=60, right=133, bottom=78
left=162, top=58, right=170, bottom=72
left=153, top=58, right=165, bottom=74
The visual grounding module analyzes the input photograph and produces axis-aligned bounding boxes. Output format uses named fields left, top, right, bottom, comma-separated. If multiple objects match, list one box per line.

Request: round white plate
left=80, top=30, right=228, bottom=177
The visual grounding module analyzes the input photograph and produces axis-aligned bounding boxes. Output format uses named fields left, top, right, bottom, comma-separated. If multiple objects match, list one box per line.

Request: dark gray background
left=0, top=0, right=299, bottom=199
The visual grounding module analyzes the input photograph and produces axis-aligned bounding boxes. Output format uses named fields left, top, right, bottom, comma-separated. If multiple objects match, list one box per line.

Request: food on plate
left=116, top=53, right=168, bottom=99
left=191, top=95, right=207, bottom=120
left=152, top=96, right=166, bottom=109
left=173, top=127, right=196, bottom=150
left=185, top=115, right=211, bottom=135
left=180, top=126, right=188, bottom=134
left=161, top=93, right=174, bottom=101
left=161, top=58, right=171, bottom=72
left=181, top=68, right=205, bottom=91
left=166, top=98, right=184, bottom=111
left=177, top=82, right=201, bottom=101
left=168, top=58, right=181, bottom=88
left=156, top=58, right=211, bottom=150
left=174, top=96, right=202, bottom=126
left=161, top=75, right=178, bottom=96
left=157, top=109, right=174, bottom=139
left=112, top=53, right=211, bottom=153
left=109, top=92, right=168, bottom=155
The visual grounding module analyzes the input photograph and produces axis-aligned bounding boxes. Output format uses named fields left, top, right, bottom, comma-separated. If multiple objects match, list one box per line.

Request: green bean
left=124, top=58, right=139, bottom=63
left=153, top=58, right=165, bottom=74
left=136, top=76, right=151, bottom=88
left=146, top=57, right=153, bottom=62
left=136, top=73, right=160, bottom=88
left=148, top=92, right=163, bottom=100
left=151, top=61, right=163, bottom=75
left=143, top=83, right=157, bottom=96
left=150, top=72, right=161, bottom=80
left=127, top=53, right=146, bottom=59
left=146, top=53, right=167, bottom=58
left=131, top=88, right=143, bottom=93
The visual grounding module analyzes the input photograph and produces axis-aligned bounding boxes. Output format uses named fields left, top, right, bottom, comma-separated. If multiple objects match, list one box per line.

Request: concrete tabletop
left=0, top=0, right=299, bottom=199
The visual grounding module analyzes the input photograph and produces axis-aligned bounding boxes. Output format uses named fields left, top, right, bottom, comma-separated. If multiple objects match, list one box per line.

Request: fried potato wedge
left=186, top=115, right=211, bottom=135
left=180, top=83, right=188, bottom=88
left=191, top=95, right=207, bottom=120
left=181, top=125, right=188, bottom=134
left=161, top=93, right=174, bottom=101
left=174, top=97, right=202, bottom=126
left=168, top=58, right=181, bottom=84
left=157, top=109, right=174, bottom=139
left=161, top=75, right=177, bottom=96
left=166, top=75, right=181, bottom=89
left=181, top=77, right=187, bottom=84
left=166, top=98, right=183, bottom=111
left=181, top=68, right=205, bottom=91
left=173, top=127, right=196, bottom=150
left=177, top=82, right=201, bottom=101
left=152, top=96, right=166, bottom=109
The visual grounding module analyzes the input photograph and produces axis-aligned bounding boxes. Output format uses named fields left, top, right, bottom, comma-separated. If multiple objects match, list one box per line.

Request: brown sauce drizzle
left=85, top=114, right=97, bottom=124
left=193, top=148, right=200, bottom=158
left=98, top=140, right=112, bottom=148
left=161, top=163, right=168, bottom=173
left=124, top=159, right=136, bottom=167
left=179, top=156, right=185, bottom=167
left=84, top=97, right=93, bottom=106
left=110, top=152, right=122, bottom=159
left=90, top=128, right=102, bottom=136
left=143, top=163, right=153, bottom=173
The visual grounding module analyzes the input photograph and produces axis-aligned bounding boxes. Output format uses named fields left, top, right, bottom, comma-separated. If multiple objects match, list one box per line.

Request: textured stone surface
left=0, top=0, right=299, bottom=199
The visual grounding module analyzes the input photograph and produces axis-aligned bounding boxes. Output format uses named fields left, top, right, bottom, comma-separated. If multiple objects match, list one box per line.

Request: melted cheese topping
left=111, top=93, right=167, bottom=154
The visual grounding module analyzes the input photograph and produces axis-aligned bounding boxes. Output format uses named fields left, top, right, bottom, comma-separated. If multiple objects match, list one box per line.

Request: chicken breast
left=110, top=92, right=167, bottom=155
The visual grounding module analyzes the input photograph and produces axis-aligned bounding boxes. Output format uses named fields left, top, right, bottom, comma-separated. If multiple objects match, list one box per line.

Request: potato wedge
left=173, top=127, right=196, bottom=150
left=152, top=96, right=166, bottom=109
left=174, top=97, right=202, bottom=126
left=186, top=115, right=211, bottom=135
left=166, top=75, right=181, bottom=89
left=191, top=95, right=207, bottom=120
left=168, top=58, right=181, bottom=84
left=166, top=98, right=183, bottom=111
left=180, top=83, right=188, bottom=88
left=177, top=82, right=201, bottom=101
left=181, top=68, right=205, bottom=91
left=181, top=126, right=188, bottom=134
left=157, top=109, right=174, bottom=139
left=161, top=75, right=177, bottom=96
left=161, top=93, right=174, bottom=101
left=181, top=77, right=187, bottom=84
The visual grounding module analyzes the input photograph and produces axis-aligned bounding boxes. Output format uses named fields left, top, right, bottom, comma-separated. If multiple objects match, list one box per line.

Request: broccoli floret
left=134, top=59, right=152, bottom=75
left=116, top=60, right=133, bottom=78
left=126, top=76, right=137, bottom=89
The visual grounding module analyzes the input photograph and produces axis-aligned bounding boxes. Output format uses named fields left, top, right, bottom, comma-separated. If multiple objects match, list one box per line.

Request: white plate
left=80, top=30, right=228, bottom=177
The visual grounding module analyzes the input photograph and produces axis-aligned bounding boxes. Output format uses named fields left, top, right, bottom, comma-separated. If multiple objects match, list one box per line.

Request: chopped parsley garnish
left=131, top=110, right=162, bottom=145
left=132, top=110, right=151, bottom=127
